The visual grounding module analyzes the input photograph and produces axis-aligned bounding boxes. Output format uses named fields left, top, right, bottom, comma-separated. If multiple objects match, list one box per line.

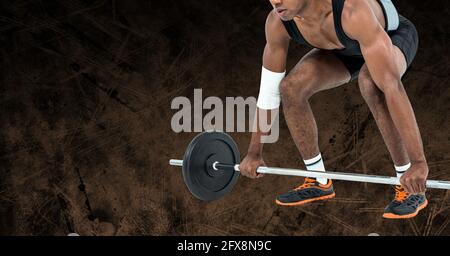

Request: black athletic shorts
left=334, top=15, right=419, bottom=81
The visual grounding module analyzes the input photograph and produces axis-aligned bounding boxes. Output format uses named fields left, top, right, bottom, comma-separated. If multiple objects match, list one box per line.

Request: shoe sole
left=382, top=199, right=429, bottom=219
left=275, top=193, right=336, bottom=206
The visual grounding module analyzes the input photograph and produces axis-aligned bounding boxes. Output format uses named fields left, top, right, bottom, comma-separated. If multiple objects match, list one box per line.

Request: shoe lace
left=394, top=185, right=409, bottom=202
left=295, top=177, right=317, bottom=190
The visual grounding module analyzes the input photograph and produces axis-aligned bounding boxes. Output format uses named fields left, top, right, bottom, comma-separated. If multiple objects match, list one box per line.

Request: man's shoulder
left=265, top=9, right=283, bottom=29
left=265, top=10, right=290, bottom=43
left=341, top=0, right=378, bottom=39
left=341, top=0, right=367, bottom=23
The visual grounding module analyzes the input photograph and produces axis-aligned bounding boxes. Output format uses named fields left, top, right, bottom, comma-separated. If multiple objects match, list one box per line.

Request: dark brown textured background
left=0, top=0, right=448, bottom=236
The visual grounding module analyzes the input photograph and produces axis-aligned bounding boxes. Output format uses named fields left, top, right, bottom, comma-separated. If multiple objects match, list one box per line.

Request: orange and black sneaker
left=275, top=178, right=335, bottom=206
left=382, top=185, right=428, bottom=219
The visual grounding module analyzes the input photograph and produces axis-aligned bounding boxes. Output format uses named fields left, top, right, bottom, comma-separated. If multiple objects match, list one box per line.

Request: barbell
left=169, top=131, right=450, bottom=201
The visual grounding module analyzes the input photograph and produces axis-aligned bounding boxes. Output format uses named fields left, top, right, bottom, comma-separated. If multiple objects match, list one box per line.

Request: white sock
left=304, top=153, right=327, bottom=185
left=394, top=162, right=411, bottom=178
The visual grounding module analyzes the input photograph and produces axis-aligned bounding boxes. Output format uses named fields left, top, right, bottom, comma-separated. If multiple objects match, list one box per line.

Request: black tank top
left=281, top=0, right=363, bottom=57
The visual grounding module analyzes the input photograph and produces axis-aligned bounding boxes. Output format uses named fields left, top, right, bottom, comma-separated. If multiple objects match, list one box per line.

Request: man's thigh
left=285, top=48, right=352, bottom=94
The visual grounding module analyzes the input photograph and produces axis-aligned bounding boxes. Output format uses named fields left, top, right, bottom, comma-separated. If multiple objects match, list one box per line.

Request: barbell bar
left=169, top=159, right=450, bottom=189
left=169, top=131, right=450, bottom=201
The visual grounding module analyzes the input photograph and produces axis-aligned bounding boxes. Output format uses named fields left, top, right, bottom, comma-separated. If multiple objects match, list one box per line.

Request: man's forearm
left=247, top=131, right=265, bottom=157
left=247, top=108, right=275, bottom=156
left=384, top=80, right=427, bottom=164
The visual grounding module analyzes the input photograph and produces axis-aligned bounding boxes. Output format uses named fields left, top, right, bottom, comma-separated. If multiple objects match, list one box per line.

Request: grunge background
left=0, top=0, right=448, bottom=235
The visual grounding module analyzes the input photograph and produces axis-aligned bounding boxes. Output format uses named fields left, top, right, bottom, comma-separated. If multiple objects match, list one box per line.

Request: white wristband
left=394, top=162, right=411, bottom=172
left=256, top=66, right=285, bottom=110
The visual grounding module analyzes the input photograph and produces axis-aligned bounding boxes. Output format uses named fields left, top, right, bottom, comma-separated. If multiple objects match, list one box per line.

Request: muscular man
left=240, top=0, right=429, bottom=219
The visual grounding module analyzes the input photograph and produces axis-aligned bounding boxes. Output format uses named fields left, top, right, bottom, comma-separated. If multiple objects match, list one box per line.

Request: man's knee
left=280, top=76, right=316, bottom=106
left=358, top=69, right=384, bottom=105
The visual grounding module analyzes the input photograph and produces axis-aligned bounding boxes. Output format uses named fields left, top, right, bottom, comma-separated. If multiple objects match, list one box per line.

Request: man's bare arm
left=247, top=10, right=290, bottom=157
left=342, top=0, right=428, bottom=193
left=239, top=10, right=290, bottom=179
left=263, top=10, right=290, bottom=72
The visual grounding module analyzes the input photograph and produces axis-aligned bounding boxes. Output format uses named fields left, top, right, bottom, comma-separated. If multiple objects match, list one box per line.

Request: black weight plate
left=182, top=131, right=240, bottom=201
